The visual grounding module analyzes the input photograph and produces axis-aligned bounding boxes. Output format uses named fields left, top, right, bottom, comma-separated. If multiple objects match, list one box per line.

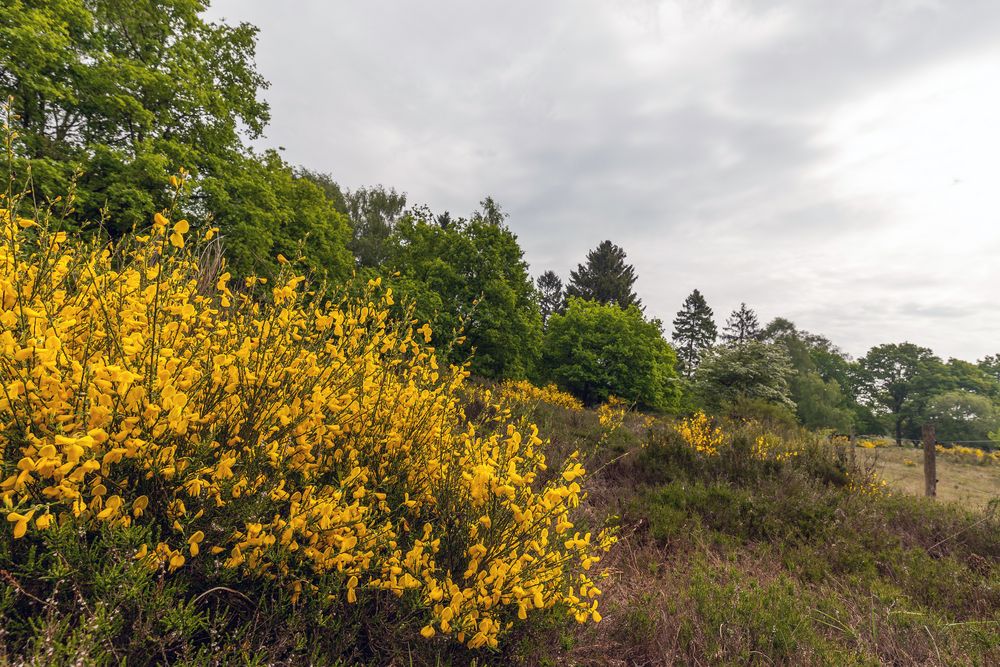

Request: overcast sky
left=208, top=0, right=1000, bottom=361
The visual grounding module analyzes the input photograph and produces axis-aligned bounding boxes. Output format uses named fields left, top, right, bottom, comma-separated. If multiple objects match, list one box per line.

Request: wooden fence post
left=849, top=429, right=856, bottom=468
left=922, top=423, right=936, bottom=498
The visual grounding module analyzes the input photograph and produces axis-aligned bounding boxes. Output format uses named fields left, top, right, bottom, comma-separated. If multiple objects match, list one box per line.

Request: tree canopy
left=1, top=0, right=351, bottom=281
left=541, top=298, right=679, bottom=411
left=721, top=302, right=761, bottom=346
left=346, top=185, right=408, bottom=268
left=565, top=240, right=641, bottom=309
left=761, top=318, right=855, bottom=431
left=926, top=390, right=1000, bottom=443
left=694, top=341, right=794, bottom=413
left=672, top=289, right=717, bottom=378
left=389, top=202, right=542, bottom=380
left=855, top=343, right=944, bottom=445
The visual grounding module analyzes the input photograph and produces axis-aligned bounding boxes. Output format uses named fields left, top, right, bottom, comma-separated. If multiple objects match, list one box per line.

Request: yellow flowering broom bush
left=936, top=444, right=999, bottom=465
left=675, top=411, right=725, bottom=456
left=497, top=379, right=584, bottom=412
left=0, top=187, right=614, bottom=652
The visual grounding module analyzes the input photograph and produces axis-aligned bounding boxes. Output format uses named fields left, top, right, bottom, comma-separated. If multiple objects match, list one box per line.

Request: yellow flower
left=0, top=210, right=614, bottom=649
left=676, top=412, right=724, bottom=456
left=7, top=510, right=34, bottom=539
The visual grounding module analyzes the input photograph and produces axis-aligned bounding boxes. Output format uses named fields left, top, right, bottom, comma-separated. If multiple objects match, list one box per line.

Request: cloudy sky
left=208, top=0, right=1000, bottom=361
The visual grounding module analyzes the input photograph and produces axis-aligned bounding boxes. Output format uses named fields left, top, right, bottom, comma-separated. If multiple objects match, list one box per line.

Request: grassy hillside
left=516, top=403, right=999, bottom=666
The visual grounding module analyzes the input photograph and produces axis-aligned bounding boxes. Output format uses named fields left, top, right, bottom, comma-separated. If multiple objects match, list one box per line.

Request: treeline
left=669, top=293, right=1000, bottom=445
left=3, top=0, right=998, bottom=444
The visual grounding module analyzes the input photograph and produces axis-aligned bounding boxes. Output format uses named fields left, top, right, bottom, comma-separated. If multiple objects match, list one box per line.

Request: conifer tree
left=537, top=270, right=564, bottom=325
left=672, top=289, right=718, bottom=377
left=722, top=302, right=761, bottom=346
left=565, top=240, right=641, bottom=308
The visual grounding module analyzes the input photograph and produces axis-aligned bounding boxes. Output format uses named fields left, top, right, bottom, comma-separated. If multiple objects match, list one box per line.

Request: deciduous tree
left=855, top=343, right=944, bottom=446
left=694, top=341, right=794, bottom=412
left=541, top=299, right=679, bottom=410
left=389, top=202, right=542, bottom=379
left=926, top=390, right=1000, bottom=443
left=1, top=0, right=351, bottom=280
left=345, top=185, right=408, bottom=267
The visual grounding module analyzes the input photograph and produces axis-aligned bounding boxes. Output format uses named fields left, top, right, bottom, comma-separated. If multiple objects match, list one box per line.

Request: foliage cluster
left=541, top=298, right=679, bottom=412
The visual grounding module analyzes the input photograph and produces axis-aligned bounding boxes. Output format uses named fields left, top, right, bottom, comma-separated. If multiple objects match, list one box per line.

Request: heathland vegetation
left=0, top=1, right=997, bottom=664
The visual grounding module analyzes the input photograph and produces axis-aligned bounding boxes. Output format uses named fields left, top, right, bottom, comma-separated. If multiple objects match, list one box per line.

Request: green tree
left=792, top=371, right=853, bottom=431
left=198, top=152, right=353, bottom=279
left=944, top=358, right=1000, bottom=399
left=763, top=318, right=856, bottom=394
left=721, top=302, right=761, bottom=346
left=926, top=390, right=1000, bottom=443
left=671, top=289, right=717, bottom=378
left=345, top=185, right=407, bottom=267
left=1, top=0, right=268, bottom=159
left=541, top=298, right=679, bottom=411
left=979, top=354, right=1000, bottom=384
left=694, top=341, right=794, bottom=413
left=389, top=202, right=542, bottom=380
left=296, top=168, right=348, bottom=214
left=536, top=270, right=563, bottom=326
left=762, top=318, right=854, bottom=431
left=565, top=240, right=641, bottom=308
left=1, top=0, right=351, bottom=280
left=855, top=343, right=944, bottom=446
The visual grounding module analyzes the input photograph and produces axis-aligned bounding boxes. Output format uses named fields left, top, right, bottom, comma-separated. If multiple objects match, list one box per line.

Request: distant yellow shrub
left=936, top=444, right=997, bottom=465
left=0, top=202, right=613, bottom=649
left=858, top=438, right=890, bottom=449
left=751, top=433, right=799, bottom=463
left=498, top=379, right=584, bottom=411
left=848, top=473, right=890, bottom=497
left=675, top=411, right=724, bottom=456
left=597, top=396, right=628, bottom=434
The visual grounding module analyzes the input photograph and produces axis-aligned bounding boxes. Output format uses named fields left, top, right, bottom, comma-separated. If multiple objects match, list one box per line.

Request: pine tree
left=671, top=289, right=718, bottom=377
left=536, top=271, right=564, bottom=326
left=722, top=302, right=761, bottom=346
left=565, top=240, right=641, bottom=308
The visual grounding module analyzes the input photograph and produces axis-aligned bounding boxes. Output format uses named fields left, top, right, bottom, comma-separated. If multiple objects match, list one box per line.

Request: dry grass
left=864, top=446, right=1000, bottom=510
